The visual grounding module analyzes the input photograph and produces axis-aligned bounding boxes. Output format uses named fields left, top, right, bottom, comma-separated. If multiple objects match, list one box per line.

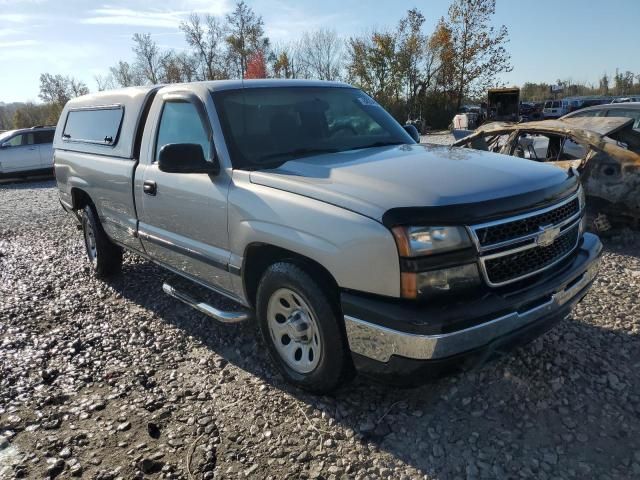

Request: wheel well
left=71, top=188, right=92, bottom=210
left=242, top=244, right=339, bottom=308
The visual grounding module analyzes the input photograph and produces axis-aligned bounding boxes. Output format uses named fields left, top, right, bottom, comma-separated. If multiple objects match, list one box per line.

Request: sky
left=1, top=0, right=639, bottom=103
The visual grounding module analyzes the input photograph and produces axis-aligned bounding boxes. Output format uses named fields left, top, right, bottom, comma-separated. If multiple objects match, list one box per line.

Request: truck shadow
left=105, top=254, right=639, bottom=479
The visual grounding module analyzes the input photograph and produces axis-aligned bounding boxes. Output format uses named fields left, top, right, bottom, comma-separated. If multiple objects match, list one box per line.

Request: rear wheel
left=256, top=262, right=353, bottom=393
left=81, top=205, right=122, bottom=277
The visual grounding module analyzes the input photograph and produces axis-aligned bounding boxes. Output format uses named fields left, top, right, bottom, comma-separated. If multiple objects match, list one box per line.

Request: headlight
left=391, top=226, right=472, bottom=257
left=401, top=264, right=481, bottom=299
left=392, top=225, right=478, bottom=299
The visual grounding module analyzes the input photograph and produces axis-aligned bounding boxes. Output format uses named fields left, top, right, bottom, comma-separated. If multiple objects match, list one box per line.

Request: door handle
left=143, top=180, right=157, bottom=196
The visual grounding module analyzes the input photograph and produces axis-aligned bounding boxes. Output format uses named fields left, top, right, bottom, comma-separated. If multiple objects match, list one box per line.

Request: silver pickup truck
left=54, top=80, right=602, bottom=392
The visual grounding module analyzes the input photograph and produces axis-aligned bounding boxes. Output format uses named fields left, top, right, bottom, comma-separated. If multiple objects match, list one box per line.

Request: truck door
left=0, top=132, right=40, bottom=173
left=136, top=92, right=233, bottom=293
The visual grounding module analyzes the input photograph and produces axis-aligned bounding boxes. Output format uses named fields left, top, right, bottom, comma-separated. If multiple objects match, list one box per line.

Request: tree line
left=4, top=0, right=512, bottom=131
left=521, top=70, right=640, bottom=102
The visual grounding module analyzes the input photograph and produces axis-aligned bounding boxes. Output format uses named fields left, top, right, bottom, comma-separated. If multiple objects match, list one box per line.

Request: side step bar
left=162, top=282, right=250, bottom=324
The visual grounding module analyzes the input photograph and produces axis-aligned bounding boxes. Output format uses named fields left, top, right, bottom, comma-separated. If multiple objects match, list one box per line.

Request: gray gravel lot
left=1, top=177, right=639, bottom=480
left=420, top=133, right=455, bottom=146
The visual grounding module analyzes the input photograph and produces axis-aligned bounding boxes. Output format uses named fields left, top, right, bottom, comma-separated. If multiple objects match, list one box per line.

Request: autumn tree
left=346, top=30, right=400, bottom=107
left=225, top=1, right=269, bottom=78
left=95, top=74, right=115, bottom=91
left=39, top=73, right=88, bottom=105
left=180, top=14, right=226, bottom=80
left=173, top=52, right=200, bottom=82
left=109, top=61, right=142, bottom=87
left=396, top=9, right=426, bottom=115
left=132, top=33, right=164, bottom=84
left=614, top=69, right=635, bottom=95
left=444, top=0, right=512, bottom=108
left=272, top=47, right=296, bottom=78
left=298, top=29, right=342, bottom=81
left=244, top=50, right=267, bottom=79
left=599, top=73, right=610, bottom=95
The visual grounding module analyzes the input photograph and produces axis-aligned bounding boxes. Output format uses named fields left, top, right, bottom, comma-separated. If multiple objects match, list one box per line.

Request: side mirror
left=403, top=124, right=420, bottom=143
left=0, top=142, right=11, bottom=149
left=158, top=143, right=219, bottom=175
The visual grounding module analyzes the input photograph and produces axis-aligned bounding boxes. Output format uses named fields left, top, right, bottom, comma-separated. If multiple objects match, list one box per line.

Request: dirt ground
left=1, top=178, right=639, bottom=480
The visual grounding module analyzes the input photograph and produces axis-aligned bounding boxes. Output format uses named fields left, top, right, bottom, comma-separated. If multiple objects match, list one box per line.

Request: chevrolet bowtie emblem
left=536, top=225, right=561, bottom=247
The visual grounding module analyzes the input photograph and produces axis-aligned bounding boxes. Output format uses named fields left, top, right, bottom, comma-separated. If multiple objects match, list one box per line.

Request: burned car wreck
left=453, top=117, right=640, bottom=231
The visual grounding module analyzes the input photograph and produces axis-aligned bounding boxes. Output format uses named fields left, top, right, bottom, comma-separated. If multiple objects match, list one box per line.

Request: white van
left=543, top=100, right=570, bottom=119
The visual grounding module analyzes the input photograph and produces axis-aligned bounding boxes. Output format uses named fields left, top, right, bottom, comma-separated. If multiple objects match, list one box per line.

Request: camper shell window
left=62, top=106, right=124, bottom=146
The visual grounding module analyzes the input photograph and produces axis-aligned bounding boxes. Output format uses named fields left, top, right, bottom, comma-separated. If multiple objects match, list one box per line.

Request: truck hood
left=249, top=144, right=575, bottom=224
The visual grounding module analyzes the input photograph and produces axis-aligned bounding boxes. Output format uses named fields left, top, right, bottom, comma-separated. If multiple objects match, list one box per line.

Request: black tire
left=256, top=262, right=354, bottom=393
left=81, top=204, right=123, bottom=277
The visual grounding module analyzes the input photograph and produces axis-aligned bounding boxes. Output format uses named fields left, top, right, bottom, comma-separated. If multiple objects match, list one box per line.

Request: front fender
left=228, top=176, right=401, bottom=299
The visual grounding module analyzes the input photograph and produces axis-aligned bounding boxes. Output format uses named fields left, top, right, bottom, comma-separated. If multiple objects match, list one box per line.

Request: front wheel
left=256, top=262, right=354, bottom=393
left=81, top=205, right=123, bottom=277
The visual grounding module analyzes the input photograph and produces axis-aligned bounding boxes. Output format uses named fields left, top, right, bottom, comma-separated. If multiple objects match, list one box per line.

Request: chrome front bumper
left=344, top=244, right=601, bottom=363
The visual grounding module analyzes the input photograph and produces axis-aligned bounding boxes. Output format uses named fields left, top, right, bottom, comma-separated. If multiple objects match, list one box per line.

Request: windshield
left=0, top=130, right=16, bottom=142
left=211, top=86, right=414, bottom=169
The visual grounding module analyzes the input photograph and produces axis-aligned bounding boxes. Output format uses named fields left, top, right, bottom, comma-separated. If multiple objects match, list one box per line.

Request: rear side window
left=34, top=130, right=54, bottom=144
left=62, top=107, right=124, bottom=145
left=569, top=109, right=606, bottom=118
left=606, top=109, right=640, bottom=129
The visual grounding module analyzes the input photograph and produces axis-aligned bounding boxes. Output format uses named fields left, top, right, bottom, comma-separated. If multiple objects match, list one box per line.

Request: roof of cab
left=203, top=79, right=352, bottom=91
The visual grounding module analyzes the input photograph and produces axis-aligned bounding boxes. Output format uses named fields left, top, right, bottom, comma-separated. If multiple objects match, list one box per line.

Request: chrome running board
left=162, top=282, right=250, bottom=324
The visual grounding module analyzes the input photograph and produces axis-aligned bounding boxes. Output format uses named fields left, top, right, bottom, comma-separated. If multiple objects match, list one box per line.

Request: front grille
left=476, top=198, right=579, bottom=247
left=484, top=224, right=580, bottom=285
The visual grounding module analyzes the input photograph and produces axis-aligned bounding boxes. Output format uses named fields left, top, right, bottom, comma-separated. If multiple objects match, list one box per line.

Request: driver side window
left=155, top=101, right=211, bottom=162
left=6, top=133, right=33, bottom=147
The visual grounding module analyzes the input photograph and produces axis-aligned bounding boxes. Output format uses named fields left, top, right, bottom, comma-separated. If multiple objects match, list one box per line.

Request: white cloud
left=257, top=0, right=349, bottom=41
left=0, top=0, right=46, bottom=4
left=80, top=1, right=232, bottom=29
left=0, top=13, right=30, bottom=22
left=0, top=28, right=21, bottom=37
left=81, top=8, right=183, bottom=28
left=1, top=40, right=99, bottom=65
left=0, top=39, right=39, bottom=48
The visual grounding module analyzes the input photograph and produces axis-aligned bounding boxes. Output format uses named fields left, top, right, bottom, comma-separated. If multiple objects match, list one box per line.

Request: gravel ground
left=1, top=177, right=639, bottom=480
left=420, top=132, right=455, bottom=146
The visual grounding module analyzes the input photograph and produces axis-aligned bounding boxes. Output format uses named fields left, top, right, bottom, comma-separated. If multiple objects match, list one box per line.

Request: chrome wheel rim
left=266, top=288, right=322, bottom=374
left=83, top=221, right=97, bottom=264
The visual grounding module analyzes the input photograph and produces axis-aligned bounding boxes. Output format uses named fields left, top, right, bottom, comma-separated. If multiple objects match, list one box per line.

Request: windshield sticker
left=357, top=96, right=379, bottom=107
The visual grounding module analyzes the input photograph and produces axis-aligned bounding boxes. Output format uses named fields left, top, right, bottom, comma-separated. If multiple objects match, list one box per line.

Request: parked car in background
left=562, top=102, right=640, bottom=130
left=611, top=96, right=640, bottom=103
left=452, top=117, right=640, bottom=231
left=543, top=99, right=571, bottom=119
left=53, top=80, right=601, bottom=392
left=579, top=97, right=612, bottom=109
left=0, top=126, right=55, bottom=177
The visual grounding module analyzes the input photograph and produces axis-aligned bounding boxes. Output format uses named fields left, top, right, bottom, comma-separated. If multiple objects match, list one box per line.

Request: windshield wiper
left=258, top=147, right=339, bottom=162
